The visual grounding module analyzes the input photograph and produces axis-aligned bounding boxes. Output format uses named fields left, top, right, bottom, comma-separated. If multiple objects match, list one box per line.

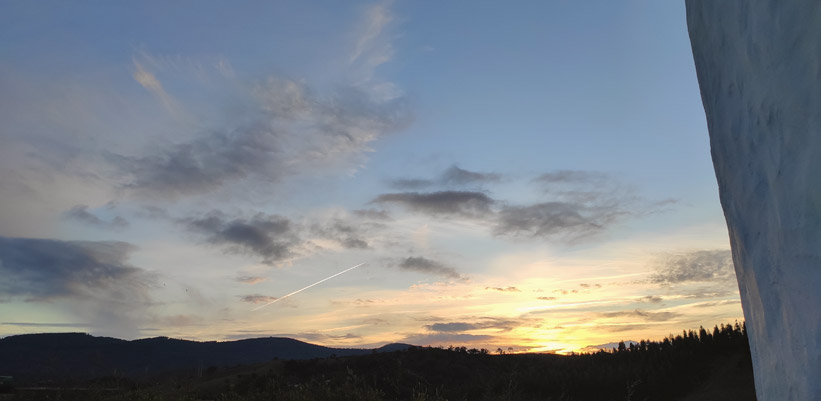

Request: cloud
left=485, top=286, right=520, bottom=292
left=600, top=309, right=681, bottom=322
left=441, top=166, right=501, bottom=186
left=236, top=276, right=267, bottom=285
left=494, top=201, right=627, bottom=240
left=425, top=317, right=525, bottom=333
left=351, top=209, right=391, bottom=220
left=426, top=322, right=476, bottom=332
left=533, top=170, right=609, bottom=185
left=310, top=219, right=374, bottom=250
left=181, top=211, right=301, bottom=264
left=681, top=288, right=737, bottom=299
left=132, top=59, right=182, bottom=116
left=349, top=1, right=395, bottom=83
left=388, top=178, right=435, bottom=190
left=1, top=322, right=89, bottom=328
left=397, top=256, right=461, bottom=279
left=291, top=332, right=362, bottom=343
left=692, top=299, right=741, bottom=308
left=650, top=250, right=734, bottom=284
left=388, top=165, right=501, bottom=189
left=377, top=169, right=653, bottom=242
left=373, top=191, right=494, bottom=218
left=240, top=295, right=278, bottom=304
left=114, top=70, right=410, bottom=200
left=400, top=332, right=494, bottom=346
left=637, top=295, right=663, bottom=303
left=537, top=296, right=557, bottom=301
left=65, top=205, right=129, bottom=230
left=136, top=205, right=169, bottom=220
left=0, top=236, right=154, bottom=338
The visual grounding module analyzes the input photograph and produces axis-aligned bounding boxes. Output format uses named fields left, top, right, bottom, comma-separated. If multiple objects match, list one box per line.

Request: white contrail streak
left=251, top=263, right=365, bottom=311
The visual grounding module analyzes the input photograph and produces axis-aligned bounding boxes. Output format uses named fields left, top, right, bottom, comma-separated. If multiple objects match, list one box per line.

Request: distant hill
left=0, top=332, right=411, bottom=384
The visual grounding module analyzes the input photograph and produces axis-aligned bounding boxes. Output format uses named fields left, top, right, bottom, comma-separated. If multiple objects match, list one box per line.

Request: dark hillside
left=0, top=333, right=411, bottom=384
left=0, top=323, right=754, bottom=400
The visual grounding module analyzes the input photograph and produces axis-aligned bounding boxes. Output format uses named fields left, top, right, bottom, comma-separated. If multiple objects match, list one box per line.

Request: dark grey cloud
left=0, top=237, right=149, bottom=300
left=440, top=166, right=501, bottom=186
left=427, top=322, right=476, bottom=332
left=109, top=128, right=278, bottom=198
left=375, top=169, right=660, bottom=243
left=494, top=201, right=627, bottom=240
left=0, top=236, right=154, bottom=337
left=240, top=294, right=278, bottom=304
left=351, top=209, right=392, bottom=220
left=65, top=205, right=129, bottom=229
left=112, top=79, right=410, bottom=199
left=400, top=332, right=493, bottom=346
left=425, top=317, right=525, bottom=333
left=373, top=191, right=494, bottom=218
left=638, top=295, right=663, bottom=303
left=650, top=250, right=734, bottom=284
left=600, top=309, right=681, bottom=322
left=182, top=211, right=300, bottom=264
left=485, top=286, right=520, bottom=292
left=397, top=256, right=461, bottom=279
left=388, top=178, right=435, bottom=190
left=388, top=165, right=501, bottom=190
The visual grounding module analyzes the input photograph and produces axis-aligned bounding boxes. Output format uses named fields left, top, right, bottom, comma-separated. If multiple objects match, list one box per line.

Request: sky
left=0, top=1, right=744, bottom=354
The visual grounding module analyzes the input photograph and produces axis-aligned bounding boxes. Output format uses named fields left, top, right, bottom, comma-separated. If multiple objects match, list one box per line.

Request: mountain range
left=0, top=332, right=411, bottom=384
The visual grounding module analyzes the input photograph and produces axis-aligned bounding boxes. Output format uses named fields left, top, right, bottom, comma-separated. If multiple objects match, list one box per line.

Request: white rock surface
left=686, top=1, right=821, bottom=400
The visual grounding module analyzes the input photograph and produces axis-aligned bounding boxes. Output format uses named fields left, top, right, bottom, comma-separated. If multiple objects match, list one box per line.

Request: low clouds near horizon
left=0, top=236, right=154, bottom=338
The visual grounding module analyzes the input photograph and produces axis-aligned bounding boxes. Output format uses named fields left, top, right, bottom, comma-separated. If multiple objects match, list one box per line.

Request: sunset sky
left=0, top=1, right=743, bottom=354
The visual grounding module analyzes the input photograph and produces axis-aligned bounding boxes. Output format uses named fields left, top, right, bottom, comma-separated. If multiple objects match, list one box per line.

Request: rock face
left=686, top=1, right=821, bottom=400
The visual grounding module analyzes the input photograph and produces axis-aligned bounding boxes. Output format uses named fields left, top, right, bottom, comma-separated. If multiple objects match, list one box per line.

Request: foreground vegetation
left=6, top=322, right=755, bottom=401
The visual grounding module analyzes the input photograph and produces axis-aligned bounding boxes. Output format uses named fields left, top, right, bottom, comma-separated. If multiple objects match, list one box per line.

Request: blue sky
left=0, top=1, right=742, bottom=353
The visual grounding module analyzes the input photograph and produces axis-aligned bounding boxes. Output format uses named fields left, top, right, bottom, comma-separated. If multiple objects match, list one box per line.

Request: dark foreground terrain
left=0, top=322, right=755, bottom=400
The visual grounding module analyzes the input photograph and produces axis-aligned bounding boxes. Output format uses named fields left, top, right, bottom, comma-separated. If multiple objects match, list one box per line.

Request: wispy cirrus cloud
left=132, top=58, right=182, bottom=117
